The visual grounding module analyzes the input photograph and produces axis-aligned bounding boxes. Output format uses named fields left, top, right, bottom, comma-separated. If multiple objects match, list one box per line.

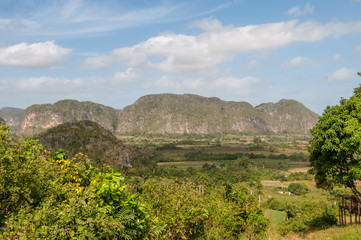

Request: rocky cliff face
left=19, top=100, right=119, bottom=136
left=117, top=94, right=270, bottom=134
left=17, top=94, right=319, bottom=136
left=255, top=99, right=319, bottom=134
left=0, top=107, right=25, bottom=132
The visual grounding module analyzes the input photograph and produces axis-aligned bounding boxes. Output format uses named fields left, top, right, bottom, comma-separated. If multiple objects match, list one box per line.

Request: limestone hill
left=17, top=94, right=319, bottom=136
left=0, top=107, right=24, bottom=132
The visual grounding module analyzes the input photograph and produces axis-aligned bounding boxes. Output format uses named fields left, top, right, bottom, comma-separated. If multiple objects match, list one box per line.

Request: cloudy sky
left=1, top=0, right=361, bottom=114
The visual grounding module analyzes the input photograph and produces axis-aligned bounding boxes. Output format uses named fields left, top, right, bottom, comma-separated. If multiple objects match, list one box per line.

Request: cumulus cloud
left=111, top=68, right=141, bottom=85
left=286, top=3, right=314, bottom=16
left=84, top=19, right=361, bottom=73
left=15, top=76, right=87, bottom=93
left=0, top=41, right=72, bottom=68
left=284, top=56, right=317, bottom=67
left=151, top=76, right=261, bottom=95
left=189, top=17, right=226, bottom=32
left=326, top=68, right=356, bottom=82
left=1, top=68, right=138, bottom=94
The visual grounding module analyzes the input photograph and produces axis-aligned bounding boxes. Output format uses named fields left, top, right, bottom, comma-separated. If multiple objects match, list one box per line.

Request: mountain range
left=1, top=94, right=319, bottom=136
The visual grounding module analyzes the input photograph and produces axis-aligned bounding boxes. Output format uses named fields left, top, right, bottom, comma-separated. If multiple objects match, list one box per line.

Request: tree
left=309, top=80, right=361, bottom=200
left=288, top=183, right=309, bottom=195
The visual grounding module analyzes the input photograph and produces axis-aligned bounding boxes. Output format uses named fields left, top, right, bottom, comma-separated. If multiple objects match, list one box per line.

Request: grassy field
left=267, top=210, right=287, bottom=225
left=158, top=159, right=310, bottom=170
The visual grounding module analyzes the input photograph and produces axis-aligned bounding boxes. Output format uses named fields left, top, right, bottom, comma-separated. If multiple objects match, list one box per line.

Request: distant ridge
left=19, top=99, right=119, bottom=136
left=0, top=107, right=25, bottom=132
left=15, top=94, right=319, bottom=136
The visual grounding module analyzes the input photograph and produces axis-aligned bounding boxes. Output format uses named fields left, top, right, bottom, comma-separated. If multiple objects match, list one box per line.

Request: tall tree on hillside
left=309, top=75, right=361, bottom=200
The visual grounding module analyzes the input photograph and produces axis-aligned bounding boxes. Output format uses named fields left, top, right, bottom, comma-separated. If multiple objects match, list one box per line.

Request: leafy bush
left=263, top=197, right=286, bottom=211
left=142, top=180, right=209, bottom=239
left=278, top=201, right=337, bottom=235
left=288, top=183, right=310, bottom=195
left=141, top=181, right=269, bottom=239
left=0, top=124, right=150, bottom=239
left=0, top=124, right=56, bottom=227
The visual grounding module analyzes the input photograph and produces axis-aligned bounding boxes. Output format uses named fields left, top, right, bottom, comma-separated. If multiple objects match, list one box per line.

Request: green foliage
left=289, top=152, right=307, bottom=161
left=142, top=180, right=209, bottom=239
left=287, top=172, right=313, bottom=181
left=141, top=180, right=268, bottom=240
left=0, top=124, right=150, bottom=239
left=278, top=201, right=337, bottom=236
left=184, top=151, right=244, bottom=161
left=263, top=198, right=286, bottom=211
left=221, top=184, right=268, bottom=239
left=0, top=124, right=55, bottom=227
left=269, top=210, right=287, bottom=225
left=91, top=171, right=150, bottom=238
left=309, top=83, right=361, bottom=198
left=288, top=183, right=310, bottom=195
left=37, top=120, right=126, bottom=169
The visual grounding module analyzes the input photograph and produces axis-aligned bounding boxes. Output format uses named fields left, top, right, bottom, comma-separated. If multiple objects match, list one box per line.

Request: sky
left=0, top=0, right=361, bottom=114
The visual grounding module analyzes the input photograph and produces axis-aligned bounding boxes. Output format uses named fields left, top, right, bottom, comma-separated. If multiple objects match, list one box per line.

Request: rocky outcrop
left=19, top=100, right=119, bottom=136
left=17, top=94, right=319, bottom=137
left=116, top=94, right=317, bottom=135
left=0, top=107, right=25, bottom=132
left=255, top=99, right=319, bottom=134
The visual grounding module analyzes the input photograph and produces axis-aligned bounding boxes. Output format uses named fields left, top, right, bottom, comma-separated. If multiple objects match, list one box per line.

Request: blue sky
left=1, top=0, right=361, bottom=114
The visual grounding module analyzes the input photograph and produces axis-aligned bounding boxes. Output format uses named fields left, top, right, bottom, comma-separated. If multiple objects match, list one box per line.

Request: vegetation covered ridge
left=12, top=94, right=318, bottom=137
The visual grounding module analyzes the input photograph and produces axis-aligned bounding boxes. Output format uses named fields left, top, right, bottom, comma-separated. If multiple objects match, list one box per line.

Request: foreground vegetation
left=2, top=102, right=361, bottom=239
left=0, top=123, right=270, bottom=239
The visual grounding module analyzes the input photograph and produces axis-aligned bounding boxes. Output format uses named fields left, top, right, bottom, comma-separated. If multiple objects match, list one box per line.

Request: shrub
left=278, top=201, right=337, bottom=235
left=263, top=197, right=286, bottom=211
left=288, top=183, right=309, bottom=195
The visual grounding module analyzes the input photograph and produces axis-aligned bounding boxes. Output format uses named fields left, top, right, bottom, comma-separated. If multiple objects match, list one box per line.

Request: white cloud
left=152, top=76, right=261, bottom=94
left=284, top=56, right=317, bottom=67
left=189, top=17, right=226, bottom=32
left=15, top=76, right=85, bottom=92
left=0, top=41, right=72, bottom=68
left=326, top=68, right=356, bottom=82
left=82, top=55, right=114, bottom=69
left=287, top=3, right=314, bottom=16
left=111, top=68, right=141, bottom=84
left=84, top=19, right=361, bottom=73
left=2, top=68, right=138, bottom=94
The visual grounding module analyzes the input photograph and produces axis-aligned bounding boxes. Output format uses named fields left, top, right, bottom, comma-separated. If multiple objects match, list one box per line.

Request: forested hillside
left=37, top=120, right=132, bottom=169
